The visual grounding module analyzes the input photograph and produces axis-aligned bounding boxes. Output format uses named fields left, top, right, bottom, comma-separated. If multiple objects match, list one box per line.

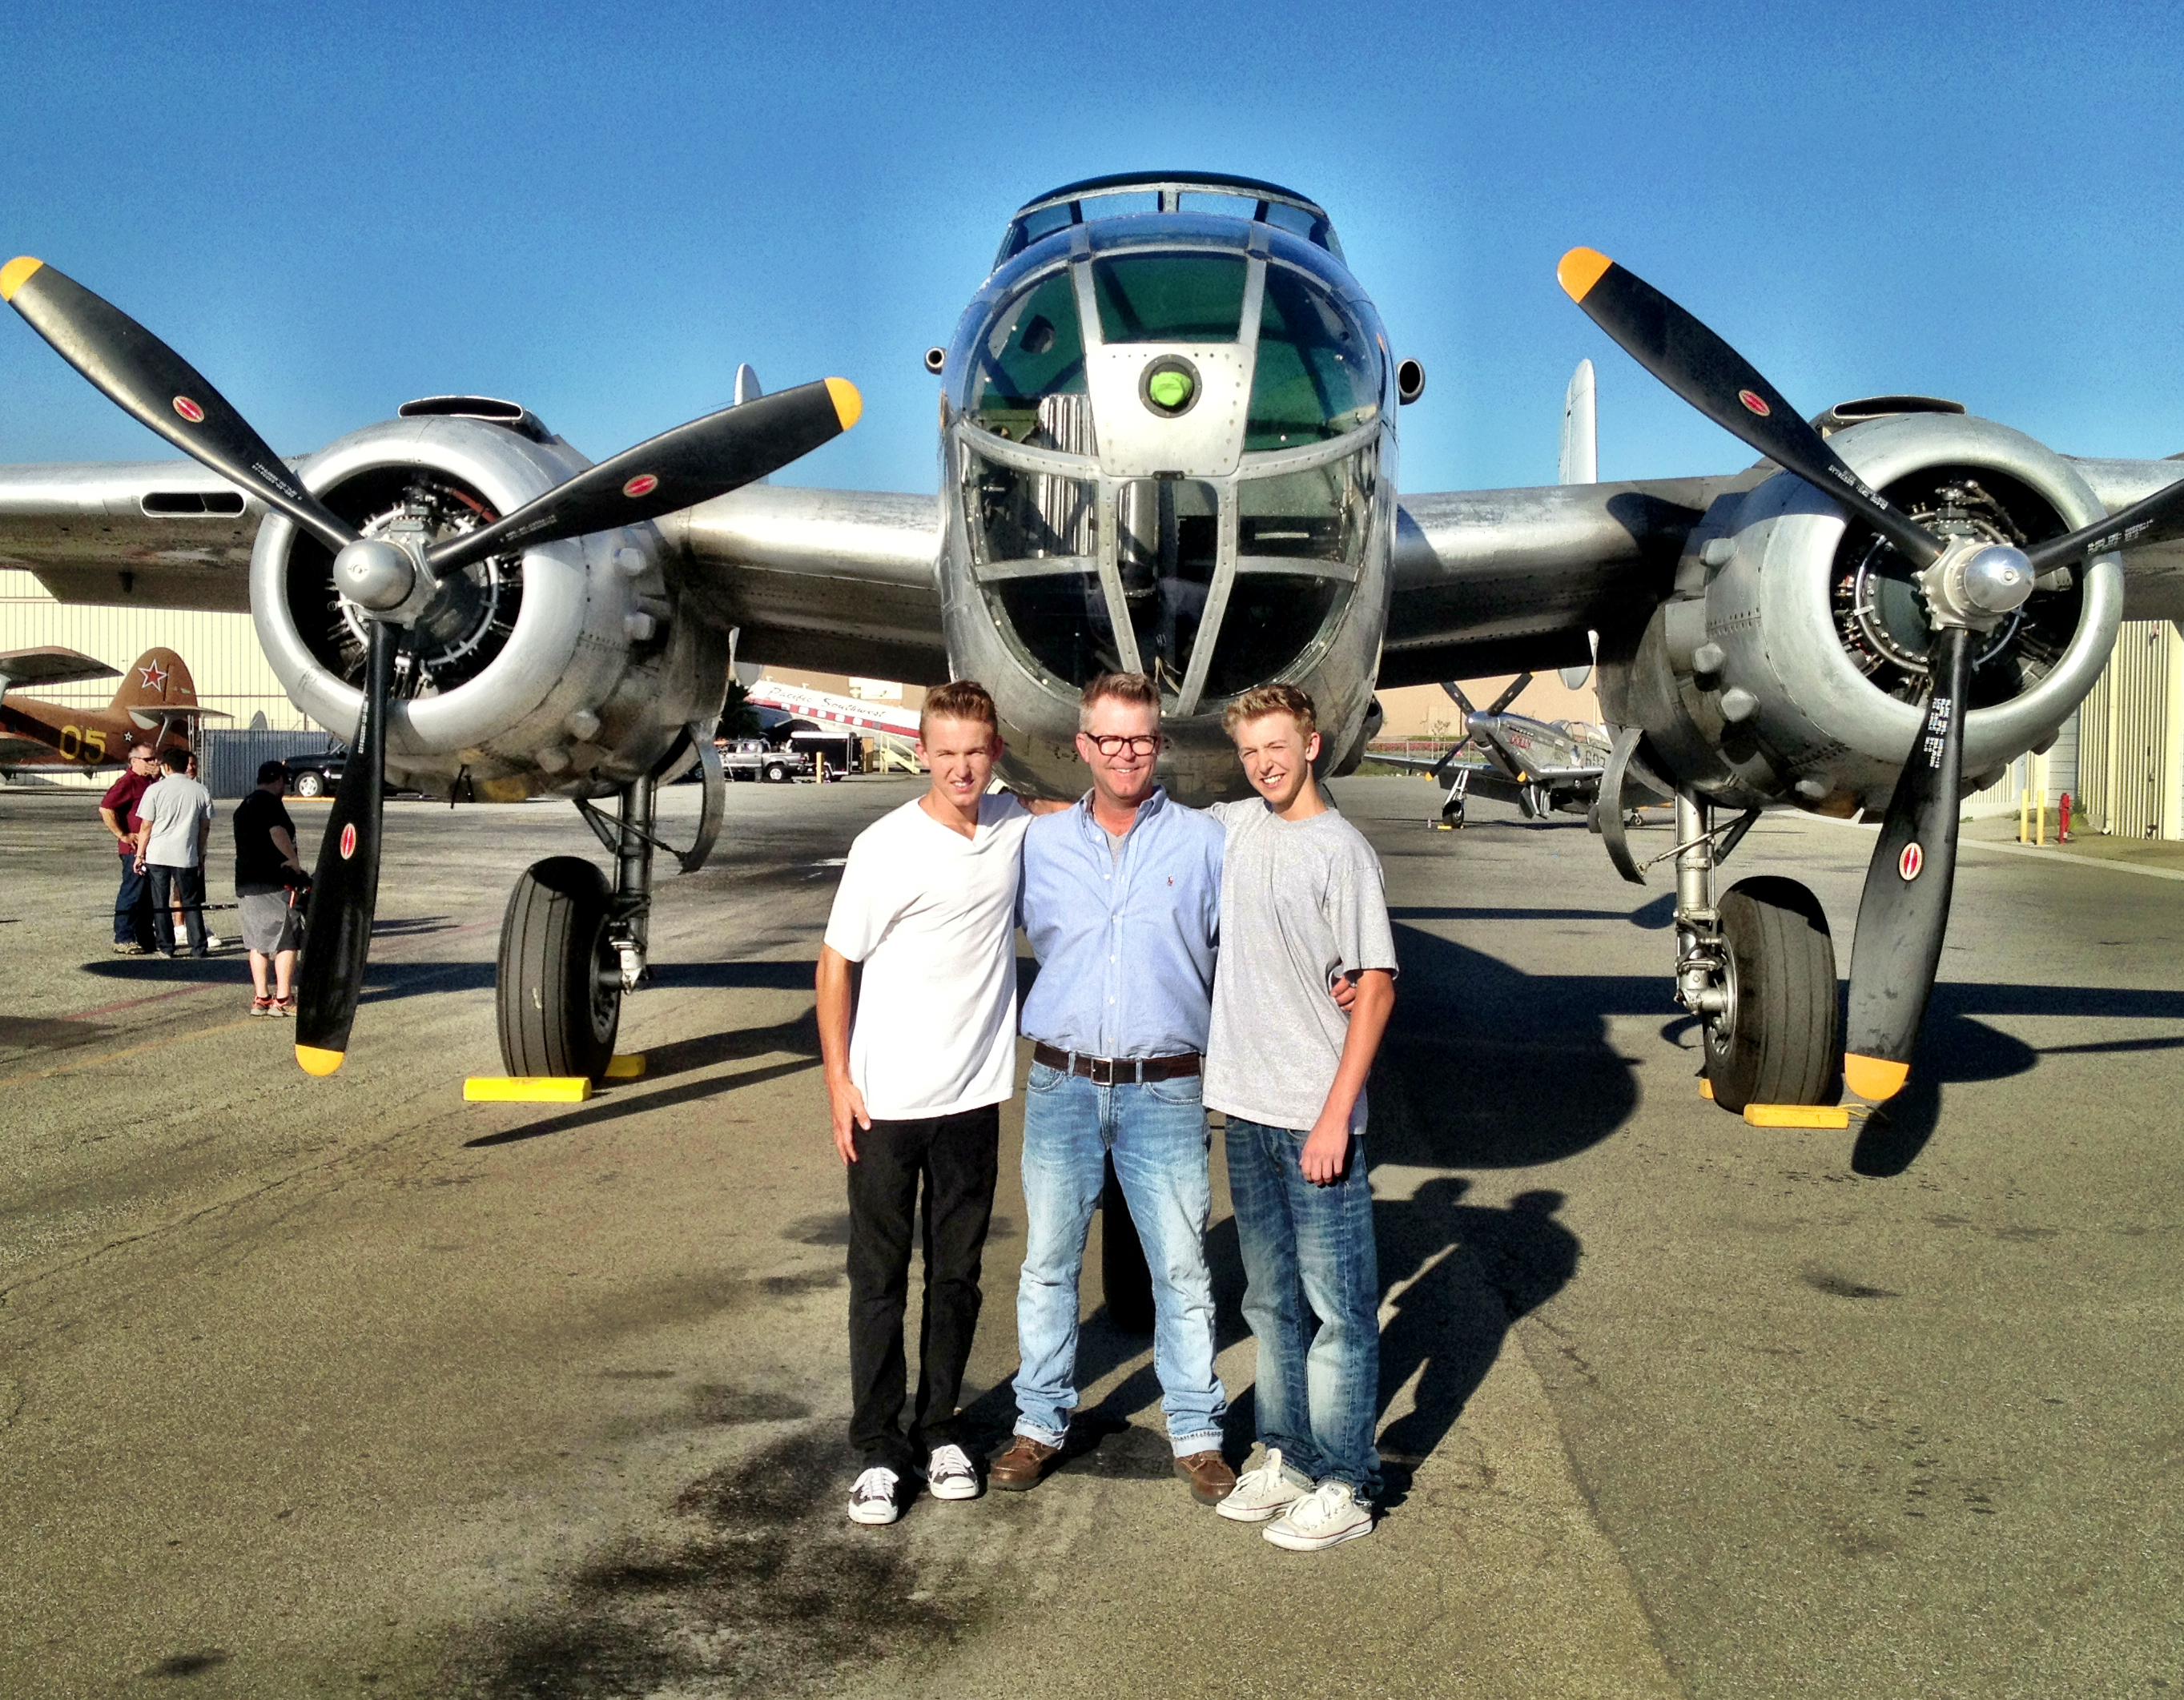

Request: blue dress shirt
left=1018, top=786, right=1225, bottom=1059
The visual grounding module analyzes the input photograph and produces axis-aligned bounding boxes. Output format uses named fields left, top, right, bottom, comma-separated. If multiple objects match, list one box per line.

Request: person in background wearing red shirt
left=98, top=742, right=159, bottom=954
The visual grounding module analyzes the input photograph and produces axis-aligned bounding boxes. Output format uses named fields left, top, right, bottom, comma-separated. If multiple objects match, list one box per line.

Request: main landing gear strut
left=493, top=725, right=725, bottom=1080
left=1662, top=793, right=1839, bottom=1111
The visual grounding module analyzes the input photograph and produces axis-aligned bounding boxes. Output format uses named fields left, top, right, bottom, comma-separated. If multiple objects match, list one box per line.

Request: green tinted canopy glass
left=1092, top=255, right=1248, bottom=343
left=1245, top=267, right=1382, bottom=450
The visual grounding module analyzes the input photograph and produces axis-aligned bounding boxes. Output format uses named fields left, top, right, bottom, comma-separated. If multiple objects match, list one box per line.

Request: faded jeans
left=1012, top=1062, right=1225, bottom=1457
left=1225, top=1115, right=1382, bottom=1501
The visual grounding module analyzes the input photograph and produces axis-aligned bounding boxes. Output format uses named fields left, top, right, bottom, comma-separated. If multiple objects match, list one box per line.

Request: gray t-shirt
left=137, top=774, right=215, bottom=868
left=1203, top=799, right=1398, bottom=1132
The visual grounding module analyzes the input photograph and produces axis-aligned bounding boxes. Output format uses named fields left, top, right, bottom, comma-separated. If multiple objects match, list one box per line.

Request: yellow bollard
left=2019, top=786, right=2030, bottom=844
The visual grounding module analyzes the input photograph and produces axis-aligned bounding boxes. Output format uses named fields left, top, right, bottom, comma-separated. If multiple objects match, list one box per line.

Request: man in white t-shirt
left=818, top=678, right=1041, bottom=1526
left=133, top=746, right=216, bottom=959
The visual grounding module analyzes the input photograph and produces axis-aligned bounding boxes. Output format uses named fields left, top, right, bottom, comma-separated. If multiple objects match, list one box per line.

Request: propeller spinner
left=5, top=256, right=860, bottom=1076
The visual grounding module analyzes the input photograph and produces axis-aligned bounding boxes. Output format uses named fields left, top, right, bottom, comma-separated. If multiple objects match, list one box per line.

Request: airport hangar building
left=4, top=563, right=2181, bottom=837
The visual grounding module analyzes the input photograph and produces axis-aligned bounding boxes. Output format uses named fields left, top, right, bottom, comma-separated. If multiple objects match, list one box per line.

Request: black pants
left=147, top=865, right=207, bottom=957
left=846, top=1103, right=1000, bottom=1474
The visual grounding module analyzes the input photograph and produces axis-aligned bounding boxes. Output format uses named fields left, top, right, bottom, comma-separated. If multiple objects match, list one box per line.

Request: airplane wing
left=1384, top=474, right=1746, bottom=685
left=665, top=484, right=949, bottom=685
left=0, top=645, right=119, bottom=691
left=0, top=460, right=261, bottom=611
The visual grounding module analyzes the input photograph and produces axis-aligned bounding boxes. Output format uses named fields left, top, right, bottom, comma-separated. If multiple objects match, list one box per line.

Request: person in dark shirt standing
left=98, top=743, right=159, bottom=954
left=232, top=760, right=308, bottom=1015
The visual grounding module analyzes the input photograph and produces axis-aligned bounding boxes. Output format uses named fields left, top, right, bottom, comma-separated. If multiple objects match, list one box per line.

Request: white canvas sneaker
left=925, top=1443, right=981, bottom=1501
left=1263, top=1480, right=1374, bottom=1551
left=1216, top=1447, right=1311, bottom=1524
left=847, top=1465, right=903, bottom=1525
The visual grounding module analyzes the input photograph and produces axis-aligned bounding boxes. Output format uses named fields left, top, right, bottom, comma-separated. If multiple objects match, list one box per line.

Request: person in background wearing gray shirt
left=1203, top=683, right=1398, bottom=1552
left=133, top=746, right=215, bottom=959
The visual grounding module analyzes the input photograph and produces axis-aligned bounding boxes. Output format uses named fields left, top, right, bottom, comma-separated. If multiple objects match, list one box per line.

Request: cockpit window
left=1261, top=201, right=1341, bottom=255
left=1245, top=267, right=1382, bottom=450
left=971, top=271, right=1090, bottom=447
left=1092, top=255, right=1248, bottom=344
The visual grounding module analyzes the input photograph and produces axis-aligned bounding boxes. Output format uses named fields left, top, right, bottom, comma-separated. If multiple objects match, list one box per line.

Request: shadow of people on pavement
left=1373, top=1180, right=1579, bottom=1504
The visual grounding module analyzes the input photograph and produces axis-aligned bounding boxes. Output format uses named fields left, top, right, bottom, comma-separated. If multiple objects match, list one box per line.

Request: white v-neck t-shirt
left=823, top=792, right=1032, bottom=1119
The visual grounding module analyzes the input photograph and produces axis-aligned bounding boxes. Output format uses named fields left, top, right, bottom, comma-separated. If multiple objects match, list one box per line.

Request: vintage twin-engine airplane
left=0, top=644, right=220, bottom=768
left=6, top=171, right=2184, bottom=1114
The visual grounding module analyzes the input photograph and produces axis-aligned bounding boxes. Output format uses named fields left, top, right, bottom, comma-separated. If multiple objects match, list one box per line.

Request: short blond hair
left=1079, top=671, right=1160, bottom=732
left=1221, top=683, right=1317, bottom=739
left=920, top=678, right=999, bottom=740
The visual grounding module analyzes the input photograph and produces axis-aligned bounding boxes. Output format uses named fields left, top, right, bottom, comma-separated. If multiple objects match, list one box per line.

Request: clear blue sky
left=4, top=0, right=2181, bottom=498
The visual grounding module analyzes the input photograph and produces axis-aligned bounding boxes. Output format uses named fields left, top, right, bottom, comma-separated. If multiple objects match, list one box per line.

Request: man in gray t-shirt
left=134, top=747, right=215, bottom=959
left=1203, top=685, right=1397, bottom=1555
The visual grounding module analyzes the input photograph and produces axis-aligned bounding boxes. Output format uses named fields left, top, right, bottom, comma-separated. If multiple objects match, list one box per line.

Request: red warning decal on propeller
left=173, top=396, right=206, bottom=423
left=622, top=473, right=659, bottom=499
left=1737, top=389, right=1771, bottom=417
left=340, top=822, right=357, bottom=861
left=1898, top=842, right=1923, bottom=882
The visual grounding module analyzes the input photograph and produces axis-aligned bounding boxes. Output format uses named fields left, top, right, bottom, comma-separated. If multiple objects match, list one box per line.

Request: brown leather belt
left=1032, top=1043, right=1201, bottom=1086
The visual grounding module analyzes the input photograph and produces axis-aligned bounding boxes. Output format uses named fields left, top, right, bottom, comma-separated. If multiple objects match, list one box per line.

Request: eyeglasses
left=1084, top=733, right=1160, bottom=757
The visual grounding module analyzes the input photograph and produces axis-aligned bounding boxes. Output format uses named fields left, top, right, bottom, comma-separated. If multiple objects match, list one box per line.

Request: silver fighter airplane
left=1372, top=670, right=1643, bottom=827
left=7, top=172, right=2184, bottom=1115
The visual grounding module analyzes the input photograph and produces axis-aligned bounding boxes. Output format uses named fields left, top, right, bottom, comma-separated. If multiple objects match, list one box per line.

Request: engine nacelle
left=249, top=413, right=730, bottom=800
left=1603, top=412, right=2125, bottom=813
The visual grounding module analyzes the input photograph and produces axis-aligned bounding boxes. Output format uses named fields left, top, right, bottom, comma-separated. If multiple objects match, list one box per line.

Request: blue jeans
left=1013, top=1061, right=1225, bottom=1456
left=1225, top=1115, right=1382, bottom=1501
left=113, top=858, right=154, bottom=946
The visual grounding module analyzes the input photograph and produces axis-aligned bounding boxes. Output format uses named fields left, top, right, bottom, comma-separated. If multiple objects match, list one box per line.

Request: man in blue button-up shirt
left=988, top=672, right=1238, bottom=1506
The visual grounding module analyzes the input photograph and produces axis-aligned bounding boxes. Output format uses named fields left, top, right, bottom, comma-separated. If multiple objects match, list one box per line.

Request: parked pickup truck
left=714, top=738, right=810, bottom=783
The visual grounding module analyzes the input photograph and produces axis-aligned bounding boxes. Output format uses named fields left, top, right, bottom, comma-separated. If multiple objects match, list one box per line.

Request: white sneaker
left=1263, top=1480, right=1374, bottom=1551
left=925, top=1443, right=981, bottom=1501
left=1216, top=1446, right=1311, bottom=1523
left=847, top=1465, right=902, bottom=1525
left=204, top=934, right=223, bottom=950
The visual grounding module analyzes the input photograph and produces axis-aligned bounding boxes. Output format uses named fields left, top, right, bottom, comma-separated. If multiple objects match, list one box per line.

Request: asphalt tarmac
left=2, top=775, right=2178, bottom=1698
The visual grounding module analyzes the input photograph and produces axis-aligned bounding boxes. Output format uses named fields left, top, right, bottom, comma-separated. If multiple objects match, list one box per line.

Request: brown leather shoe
left=989, top=1434, right=1061, bottom=1492
left=1174, top=1450, right=1237, bottom=1505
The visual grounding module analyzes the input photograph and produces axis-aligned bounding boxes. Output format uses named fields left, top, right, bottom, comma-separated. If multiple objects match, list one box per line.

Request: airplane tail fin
left=1486, top=671, right=1534, bottom=716
left=1559, top=358, right=1597, bottom=484
left=108, top=648, right=200, bottom=717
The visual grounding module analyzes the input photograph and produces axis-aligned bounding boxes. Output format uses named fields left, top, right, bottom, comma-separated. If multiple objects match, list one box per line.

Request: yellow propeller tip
left=826, top=376, right=863, bottom=432
left=0, top=255, right=45, bottom=303
left=296, top=1043, right=346, bottom=1077
left=1842, top=1052, right=1908, bottom=1102
left=1557, top=247, right=1614, bottom=303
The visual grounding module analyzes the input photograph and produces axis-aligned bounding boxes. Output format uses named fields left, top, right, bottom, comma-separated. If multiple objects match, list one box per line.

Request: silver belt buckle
left=1088, top=1055, right=1117, bottom=1086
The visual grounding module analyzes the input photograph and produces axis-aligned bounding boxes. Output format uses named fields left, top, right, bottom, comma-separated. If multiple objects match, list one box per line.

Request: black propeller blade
left=293, top=621, right=396, bottom=1075
left=1486, top=671, right=1534, bottom=716
left=426, top=379, right=863, bottom=574
left=1557, top=248, right=1944, bottom=569
left=1, top=257, right=356, bottom=553
left=1440, top=681, right=1478, bottom=717
left=1842, top=627, right=1972, bottom=1102
left=2025, top=467, right=2184, bottom=575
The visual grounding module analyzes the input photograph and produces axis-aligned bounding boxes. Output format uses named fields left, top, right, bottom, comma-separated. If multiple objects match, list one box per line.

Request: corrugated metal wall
left=2078, top=619, right=2183, bottom=840
left=0, top=568, right=311, bottom=732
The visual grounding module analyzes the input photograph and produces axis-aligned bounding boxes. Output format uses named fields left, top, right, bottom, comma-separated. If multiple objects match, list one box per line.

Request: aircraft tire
left=496, top=856, right=620, bottom=1080
left=1703, top=876, right=1838, bottom=1112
